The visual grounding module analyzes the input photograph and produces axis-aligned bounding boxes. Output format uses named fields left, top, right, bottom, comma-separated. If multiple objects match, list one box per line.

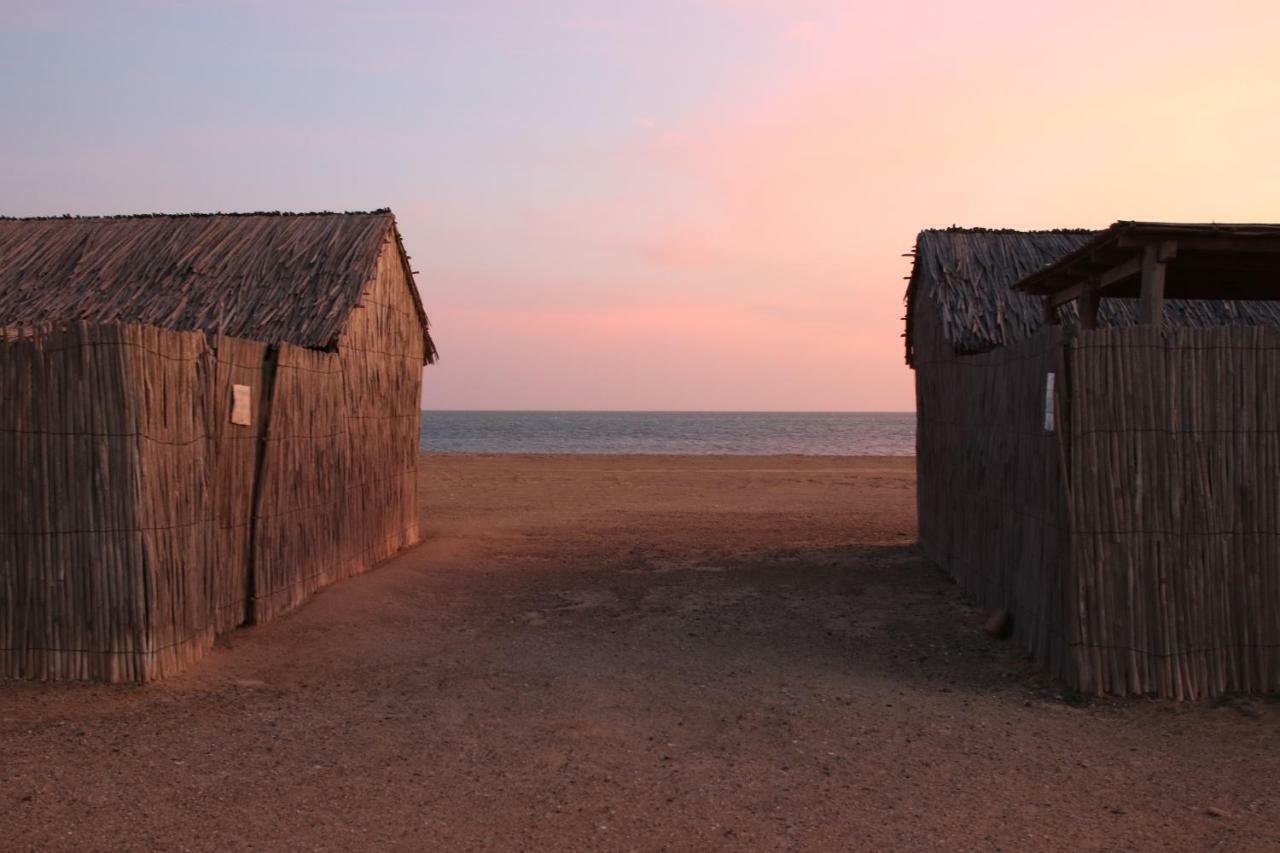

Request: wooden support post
left=1079, top=277, right=1100, bottom=330
left=1140, top=245, right=1167, bottom=326
left=1042, top=296, right=1059, bottom=326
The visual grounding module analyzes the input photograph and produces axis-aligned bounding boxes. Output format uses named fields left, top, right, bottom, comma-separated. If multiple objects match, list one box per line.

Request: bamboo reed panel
left=250, top=237, right=424, bottom=623
left=1, top=324, right=211, bottom=681
left=917, top=308, right=1280, bottom=698
left=126, top=324, right=215, bottom=680
left=1064, top=325, right=1280, bottom=698
left=337, top=239, right=425, bottom=563
left=249, top=342, right=347, bottom=624
left=913, top=296, right=1072, bottom=679
left=208, top=336, right=270, bottom=634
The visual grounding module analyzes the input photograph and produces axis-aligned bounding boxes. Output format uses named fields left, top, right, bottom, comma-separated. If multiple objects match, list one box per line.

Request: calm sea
left=420, top=411, right=915, bottom=456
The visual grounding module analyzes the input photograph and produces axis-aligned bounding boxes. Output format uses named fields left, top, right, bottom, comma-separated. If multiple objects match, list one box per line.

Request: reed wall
left=913, top=298, right=1071, bottom=678
left=337, top=238, right=425, bottom=568
left=208, top=336, right=271, bottom=636
left=916, top=312, right=1280, bottom=698
left=1, top=241, right=424, bottom=681
left=129, top=325, right=216, bottom=679
left=250, top=238, right=424, bottom=624
left=1063, top=325, right=1280, bottom=698
left=249, top=343, right=348, bottom=624
left=1, top=325, right=215, bottom=680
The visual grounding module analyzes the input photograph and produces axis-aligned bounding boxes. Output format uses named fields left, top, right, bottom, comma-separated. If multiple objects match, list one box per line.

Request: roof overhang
left=386, top=219, right=438, bottom=365
left=1014, top=221, right=1280, bottom=311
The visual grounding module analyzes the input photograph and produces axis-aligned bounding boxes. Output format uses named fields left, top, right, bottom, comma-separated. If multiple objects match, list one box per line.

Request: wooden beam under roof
left=1015, top=221, right=1280, bottom=302
left=1046, top=255, right=1143, bottom=308
left=1119, top=234, right=1280, bottom=254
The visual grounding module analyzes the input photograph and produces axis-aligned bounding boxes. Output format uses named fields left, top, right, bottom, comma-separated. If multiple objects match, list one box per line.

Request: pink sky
left=5, top=1, right=1280, bottom=410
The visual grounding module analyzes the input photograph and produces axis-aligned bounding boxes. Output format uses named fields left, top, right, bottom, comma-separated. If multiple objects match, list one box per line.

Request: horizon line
left=419, top=408, right=917, bottom=414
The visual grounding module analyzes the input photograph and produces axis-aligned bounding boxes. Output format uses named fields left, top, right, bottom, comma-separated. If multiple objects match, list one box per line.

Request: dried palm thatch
left=0, top=210, right=436, bottom=362
left=905, top=228, right=1095, bottom=362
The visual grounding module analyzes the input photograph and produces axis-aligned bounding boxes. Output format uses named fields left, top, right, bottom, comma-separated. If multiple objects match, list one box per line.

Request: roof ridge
left=918, top=226, right=1096, bottom=236
left=0, top=209, right=393, bottom=223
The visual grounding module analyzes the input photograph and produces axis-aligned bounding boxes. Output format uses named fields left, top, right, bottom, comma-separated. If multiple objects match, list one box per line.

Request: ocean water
left=420, top=411, right=916, bottom=456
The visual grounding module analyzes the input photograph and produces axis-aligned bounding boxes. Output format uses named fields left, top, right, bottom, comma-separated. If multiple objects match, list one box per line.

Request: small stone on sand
left=982, top=610, right=1011, bottom=638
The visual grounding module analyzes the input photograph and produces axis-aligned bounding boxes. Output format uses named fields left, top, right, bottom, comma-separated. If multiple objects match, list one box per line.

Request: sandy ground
left=1, top=454, right=1277, bottom=852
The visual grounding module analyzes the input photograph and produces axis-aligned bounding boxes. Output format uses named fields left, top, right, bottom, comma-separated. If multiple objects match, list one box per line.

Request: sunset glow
left=5, top=0, right=1280, bottom=410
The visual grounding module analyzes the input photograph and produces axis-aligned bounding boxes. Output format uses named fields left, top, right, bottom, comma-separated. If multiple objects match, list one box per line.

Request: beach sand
left=1, top=454, right=1277, bottom=851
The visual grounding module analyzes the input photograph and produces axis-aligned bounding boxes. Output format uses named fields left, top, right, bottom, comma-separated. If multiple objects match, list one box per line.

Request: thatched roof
left=905, top=226, right=1280, bottom=365
left=905, top=228, right=1094, bottom=364
left=0, top=210, right=436, bottom=362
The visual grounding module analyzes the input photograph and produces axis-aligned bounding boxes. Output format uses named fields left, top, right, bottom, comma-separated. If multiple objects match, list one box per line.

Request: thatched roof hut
left=1, top=210, right=434, bottom=682
left=906, top=223, right=1280, bottom=699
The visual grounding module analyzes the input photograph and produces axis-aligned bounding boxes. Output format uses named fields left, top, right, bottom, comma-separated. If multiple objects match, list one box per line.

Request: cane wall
left=3, top=307, right=423, bottom=680
left=336, top=237, right=425, bottom=570
left=1063, top=325, right=1280, bottom=698
left=0, top=325, right=216, bottom=680
left=913, top=299, right=1071, bottom=677
left=248, top=238, right=424, bottom=624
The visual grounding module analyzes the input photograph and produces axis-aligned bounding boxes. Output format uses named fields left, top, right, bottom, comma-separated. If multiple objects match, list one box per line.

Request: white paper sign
left=1044, top=372, right=1055, bottom=432
left=231, top=384, right=252, bottom=426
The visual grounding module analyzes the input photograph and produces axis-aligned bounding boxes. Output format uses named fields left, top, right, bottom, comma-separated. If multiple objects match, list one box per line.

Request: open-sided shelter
left=1, top=210, right=435, bottom=681
left=907, top=222, right=1280, bottom=698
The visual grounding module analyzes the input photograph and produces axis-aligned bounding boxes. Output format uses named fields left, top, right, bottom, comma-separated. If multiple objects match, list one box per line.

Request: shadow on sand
left=505, top=541, right=1040, bottom=701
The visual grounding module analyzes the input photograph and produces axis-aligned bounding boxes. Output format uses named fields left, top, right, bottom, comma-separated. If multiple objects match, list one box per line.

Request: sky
left=4, top=1, right=1280, bottom=411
